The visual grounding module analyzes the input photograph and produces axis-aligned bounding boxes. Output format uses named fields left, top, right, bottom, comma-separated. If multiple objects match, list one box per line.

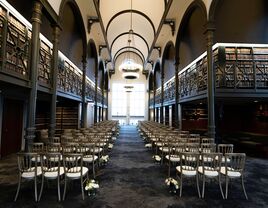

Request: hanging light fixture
left=119, top=0, right=142, bottom=79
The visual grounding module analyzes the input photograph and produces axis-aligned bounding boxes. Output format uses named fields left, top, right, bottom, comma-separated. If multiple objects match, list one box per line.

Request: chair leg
left=92, top=161, right=96, bottom=179
left=179, top=174, right=183, bottom=197
left=38, top=175, right=45, bottom=201
left=218, top=175, right=225, bottom=199
left=14, top=175, right=22, bottom=202
left=241, top=176, right=248, bottom=200
left=57, top=176, right=61, bottom=201
left=202, top=175, right=205, bottom=198
left=81, top=177, right=84, bottom=200
left=63, top=177, right=67, bottom=201
left=196, top=174, right=201, bottom=198
left=225, top=176, right=229, bottom=199
left=34, top=176, right=38, bottom=202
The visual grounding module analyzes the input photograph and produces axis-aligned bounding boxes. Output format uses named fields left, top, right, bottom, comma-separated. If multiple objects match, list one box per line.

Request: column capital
left=31, top=1, right=43, bottom=24
left=204, top=21, right=216, bottom=33
left=52, top=25, right=61, bottom=44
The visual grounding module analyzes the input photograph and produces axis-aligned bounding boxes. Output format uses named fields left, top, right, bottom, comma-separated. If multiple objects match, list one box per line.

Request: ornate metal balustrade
left=163, top=77, right=175, bottom=104
left=155, top=88, right=161, bottom=105
left=0, top=1, right=98, bottom=103
left=0, top=5, right=30, bottom=79
left=86, top=77, right=95, bottom=101
left=38, top=38, right=52, bottom=86
left=178, top=52, right=208, bottom=100
left=96, top=88, right=102, bottom=104
left=57, top=52, right=82, bottom=97
left=215, top=44, right=268, bottom=89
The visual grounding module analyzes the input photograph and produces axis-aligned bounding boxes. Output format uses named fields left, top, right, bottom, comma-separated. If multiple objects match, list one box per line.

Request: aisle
left=88, top=125, right=178, bottom=208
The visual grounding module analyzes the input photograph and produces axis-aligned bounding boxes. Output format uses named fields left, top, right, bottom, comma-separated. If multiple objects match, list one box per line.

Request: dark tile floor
left=0, top=126, right=268, bottom=208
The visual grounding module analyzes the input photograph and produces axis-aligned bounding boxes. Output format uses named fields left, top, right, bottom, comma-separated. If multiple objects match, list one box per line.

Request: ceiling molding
left=114, top=50, right=144, bottom=67
left=105, top=9, right=156, bottom=35
left=110, top=32, right=150, bottom=55
left=113, top=46, right=145, bottom=63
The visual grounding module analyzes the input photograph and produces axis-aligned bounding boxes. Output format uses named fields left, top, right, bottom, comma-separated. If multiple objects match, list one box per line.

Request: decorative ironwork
left=179, top=54, right=207, bottom=100
left=3, top=12, right=30, bottom=78
left=57, top=53, right=82, bottom=97
left=215, top=45, right=268, bottom=89
left=163, top=77, right=175, bottom=103
left=85, top=78, right=95, bottom=101
left=38, top=40, right=52, bottom=86
left=155, top=88, right=161, bottom=105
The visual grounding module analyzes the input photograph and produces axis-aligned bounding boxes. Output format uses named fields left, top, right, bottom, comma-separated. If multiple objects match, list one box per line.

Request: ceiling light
left=118, top=0, right=143, bottom=79
left=122, top=72, right=139, bottom=79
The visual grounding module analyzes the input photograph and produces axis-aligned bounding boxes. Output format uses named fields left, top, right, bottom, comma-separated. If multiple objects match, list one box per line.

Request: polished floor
left=0, top=126, right=268, bottom=207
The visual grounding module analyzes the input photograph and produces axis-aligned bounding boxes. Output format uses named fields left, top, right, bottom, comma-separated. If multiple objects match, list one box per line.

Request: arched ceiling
left=99, top=0, right=165, bottom=72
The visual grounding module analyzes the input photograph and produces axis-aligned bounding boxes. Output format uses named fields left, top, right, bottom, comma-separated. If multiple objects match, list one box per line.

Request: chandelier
left=119, top=0, right=142, bottom=79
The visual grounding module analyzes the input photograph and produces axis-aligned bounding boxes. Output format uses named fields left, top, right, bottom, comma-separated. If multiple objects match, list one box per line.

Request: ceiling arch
left=110, top=32, right=149, bottom=56
left=99, top=0, right=165, bottom=73
left=114, top=46, right=145, bottom=63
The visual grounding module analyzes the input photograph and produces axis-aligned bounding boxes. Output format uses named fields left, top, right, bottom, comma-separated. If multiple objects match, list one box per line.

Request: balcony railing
left=163, top=77, right=175, bottom=103
left=0, top=1, right=102, bottom=103
left=155, top=88, right=161, bottom=105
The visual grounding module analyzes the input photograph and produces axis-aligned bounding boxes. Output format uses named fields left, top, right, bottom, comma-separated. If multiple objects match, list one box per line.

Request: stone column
left=49, top=25, right=60, bottom=139
left=81, top=58, right=87, bottom=128
left=205, top=22, right=216, bottom=138
left=153, top=74, right=156, bottom=121
left=174, top=61, right=179, bottom=128
left=25, top=1, right=43, bottom=151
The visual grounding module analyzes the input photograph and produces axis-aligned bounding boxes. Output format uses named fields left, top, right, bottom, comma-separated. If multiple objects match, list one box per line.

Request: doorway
left=1, top=98, right=23, bottom=157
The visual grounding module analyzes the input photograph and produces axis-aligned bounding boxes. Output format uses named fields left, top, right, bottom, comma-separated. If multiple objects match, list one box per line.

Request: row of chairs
left=14, top=121, right=119, bottom=202
left=138, top=121, right=248, bottom=200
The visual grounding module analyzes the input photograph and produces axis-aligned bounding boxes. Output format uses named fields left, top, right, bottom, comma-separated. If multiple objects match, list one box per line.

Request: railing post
left=205, top=22, right=216, bottom=139
left=94, top=73, right=98, bottom=123
left=25, top=1, right=43, bottom=151
left=49, top=25, right=60, bottom=139
left=0, top=16, right=8, bottom=71
left=160, top=73, right=164, bottom=124
left=81, top=58, right=87, bottom=128
left=174, top=61, right=179, bottom=128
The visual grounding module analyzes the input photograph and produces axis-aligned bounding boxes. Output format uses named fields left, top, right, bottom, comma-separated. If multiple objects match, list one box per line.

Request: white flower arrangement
left=100, top=155, right=109, bottom=164
left=165, top=177, right=179, bottom=193
left=108, top=143, right=113, bottom=149
left=112, top=136, right=117, bottom=141
left=145, top=143, right=152, bottom=148
left=152, top=155, right=161, bottom=162
left=85, top=179, right=99, bottom=196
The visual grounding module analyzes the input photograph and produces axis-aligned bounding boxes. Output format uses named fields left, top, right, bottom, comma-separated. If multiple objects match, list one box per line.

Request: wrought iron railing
left=0, top=4, right=30, bottom=79
left=0, top=1, right=100, bottom=103
left=215, top=44, right=268, bottom=89
left=155, top=88, right=161, bottom=105
left=178, top=51, right=208, bottom=100
left=163, top=77, right=175, bottom=103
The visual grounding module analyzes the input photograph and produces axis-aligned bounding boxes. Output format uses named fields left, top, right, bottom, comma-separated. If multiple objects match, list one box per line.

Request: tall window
left=111, top=83, right=127, bottom=116
left=111, top=83, right=145, bottom=124
left=129, top=84, right=145, bottom=116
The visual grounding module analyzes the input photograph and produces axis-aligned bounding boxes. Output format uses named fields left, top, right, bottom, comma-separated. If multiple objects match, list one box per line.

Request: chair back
left=201, top=143, right=216, bottom=153
left=225, top=153, right=246, bottom=173
left=41, top=152, right=61, bottom=174
left=62, top=153, right=83, bottom=176
left=180, top=152, right=199, bottom=171
left=200, top=152, right=222, bottom=171
left=217, top=144, right=234, bottom=155
left=201, top=138, right=215, bottom=144
left=17, top=152, right=38, bottom=175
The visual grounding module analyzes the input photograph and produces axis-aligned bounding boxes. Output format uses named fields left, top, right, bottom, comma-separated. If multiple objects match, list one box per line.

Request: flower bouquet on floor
left=100, top=155, right=109, bottom=166
left=85, top=179, right=99, bottom=196
left=152, top=155, right=161, bottom=163
left=165, top=177, right=179, bottom=194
